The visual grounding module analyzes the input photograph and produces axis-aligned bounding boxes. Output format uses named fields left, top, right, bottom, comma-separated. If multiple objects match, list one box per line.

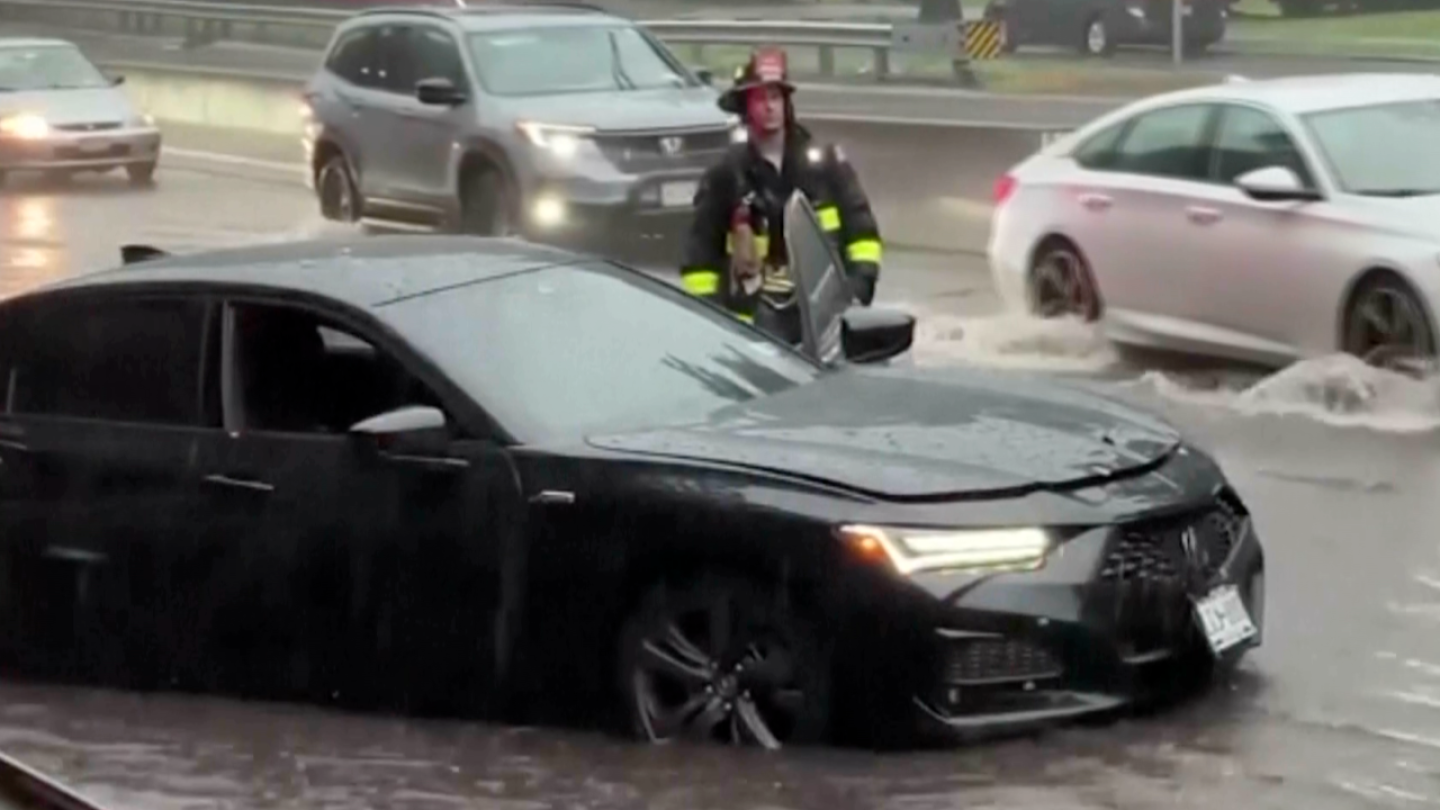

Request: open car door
left=783, top=191, right=855, bottom=365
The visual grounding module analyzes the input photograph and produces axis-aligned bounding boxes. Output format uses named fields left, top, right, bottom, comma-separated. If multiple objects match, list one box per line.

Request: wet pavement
left=2, top=158, right=1440, bottom=810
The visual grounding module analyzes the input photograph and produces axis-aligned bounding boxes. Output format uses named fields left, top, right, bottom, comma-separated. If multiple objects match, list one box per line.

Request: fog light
left=532, top=196, right=566, bottom=227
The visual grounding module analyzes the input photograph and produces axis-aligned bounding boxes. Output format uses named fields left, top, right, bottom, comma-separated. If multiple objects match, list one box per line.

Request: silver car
left=0, top=38, right=162, bottom=186
left=302, top=4, right=737, bottom=260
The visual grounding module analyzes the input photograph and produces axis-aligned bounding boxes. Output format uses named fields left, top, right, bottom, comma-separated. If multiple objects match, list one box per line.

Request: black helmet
left=717, top=47, right=795, bottom=116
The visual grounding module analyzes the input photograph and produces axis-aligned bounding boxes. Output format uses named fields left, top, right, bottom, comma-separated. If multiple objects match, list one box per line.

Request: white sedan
left=988, top=73, right=1440, bottom=371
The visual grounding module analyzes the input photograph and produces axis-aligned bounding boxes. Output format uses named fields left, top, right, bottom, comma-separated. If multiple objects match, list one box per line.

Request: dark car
left=302, top=4, right=731, bottom=265
left=0, top=201, right=1264, bottom=749
left=985, top=0, right=1226, bottom=57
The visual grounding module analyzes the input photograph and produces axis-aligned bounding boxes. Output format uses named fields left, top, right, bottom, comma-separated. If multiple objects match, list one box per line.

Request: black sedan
left=0, top=212, right=1264, bottom=748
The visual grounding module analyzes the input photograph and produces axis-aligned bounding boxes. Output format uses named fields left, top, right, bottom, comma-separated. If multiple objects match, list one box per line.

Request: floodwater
left=1, top=162, right=1438, bottom=810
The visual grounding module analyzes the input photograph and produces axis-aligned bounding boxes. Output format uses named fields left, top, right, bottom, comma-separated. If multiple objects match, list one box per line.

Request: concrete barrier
left=117, top=66, right=1050, bottom=254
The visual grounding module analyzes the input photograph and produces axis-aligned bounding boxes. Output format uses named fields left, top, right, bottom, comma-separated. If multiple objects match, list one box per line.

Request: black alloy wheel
left=1343, top=274, right=1437, bottom=375
left=317, top=154, right=359, bottom=222
left=1030, top=241, right=1102, bottom=321
left=460, top=166, right=514, bottom=237
left=617, top=575, right=829, bottom=750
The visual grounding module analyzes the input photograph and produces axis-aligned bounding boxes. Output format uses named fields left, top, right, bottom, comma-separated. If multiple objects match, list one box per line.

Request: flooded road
left=1, top=159, right=1439, bottom=810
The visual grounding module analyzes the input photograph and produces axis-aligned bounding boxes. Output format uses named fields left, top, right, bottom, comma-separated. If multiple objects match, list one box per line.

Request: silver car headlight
left=515, top=121, right=594, bottom=159
left=837, top=524, right=1052, bottom=576
left=0, top=113, right=50, bottom=140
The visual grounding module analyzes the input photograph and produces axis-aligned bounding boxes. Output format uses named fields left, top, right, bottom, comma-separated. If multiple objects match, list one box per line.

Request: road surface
left=0, top=136, right=1438, bottom=810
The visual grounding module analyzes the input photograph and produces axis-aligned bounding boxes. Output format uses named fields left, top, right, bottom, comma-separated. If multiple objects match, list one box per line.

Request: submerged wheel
left=616, top=574, right=829, bottom=749
left=127, top=161, right=157, bottom=186
left=1342, top=272, right=1437, bottom=374
left=459, top=166, right=514, bottom=237
left=1029, top=239, right=1102, bottom=321
left=1082, top=15, right=1113, bottom=57
left=317, top=153, right=359, bottom=222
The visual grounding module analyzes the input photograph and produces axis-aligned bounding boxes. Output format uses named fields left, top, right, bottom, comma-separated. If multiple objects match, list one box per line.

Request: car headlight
left=516, top=121, right=593, bottom=159
left=0, top=113, right=49, bottom=140
left=837, top=524, right=1052, bottom=576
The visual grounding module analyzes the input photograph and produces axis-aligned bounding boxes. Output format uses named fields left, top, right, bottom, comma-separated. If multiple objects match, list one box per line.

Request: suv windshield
left=1303, top=99, right=1440, bottom=197
left=0, top=45, right=109, bottom=92
left=467, top=25, right=692, bottom=96
left=383, top=262, right=821, bottom=442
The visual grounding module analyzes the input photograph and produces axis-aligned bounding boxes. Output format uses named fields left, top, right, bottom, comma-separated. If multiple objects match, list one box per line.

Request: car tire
left=1081, top=14, right=1115, bottom=57
left=616, top=573, right=830, bottom=749
left=459, top=165, right=515, bottom=237
left=316, top=153, right=360, bottom=223
left=1341, top=271, right=1437, bottom=375
left=127, top=161, right=158, bottom=186
left=1029, top=238, right=1102, bottom=321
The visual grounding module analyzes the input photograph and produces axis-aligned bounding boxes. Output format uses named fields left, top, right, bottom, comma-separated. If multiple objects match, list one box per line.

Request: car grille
left=55, top=144, right=129, bottom=160
left=941, top=638, right=1063, bottom=686
left=54, top=122, right=122, bottom=133
left=594, top=127, right=731, bottom=172
left=1099, top=490, right=1246, bottom=585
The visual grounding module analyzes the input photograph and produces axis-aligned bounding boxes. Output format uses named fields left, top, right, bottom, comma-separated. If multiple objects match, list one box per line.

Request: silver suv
left=301, top=3, right=737, bottom=260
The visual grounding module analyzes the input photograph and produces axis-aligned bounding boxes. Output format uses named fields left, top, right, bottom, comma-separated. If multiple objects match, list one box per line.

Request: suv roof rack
left=353, top=1, right=615, bottom=20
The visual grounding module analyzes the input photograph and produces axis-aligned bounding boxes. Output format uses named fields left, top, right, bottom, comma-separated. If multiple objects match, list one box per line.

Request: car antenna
left=121, top=244, right=171, bottom=265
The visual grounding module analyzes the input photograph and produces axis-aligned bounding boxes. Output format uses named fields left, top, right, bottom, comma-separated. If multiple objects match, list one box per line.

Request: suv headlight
left=516, top=121, right=594, bottom=159
left=0, top=113, right=49, bottom=139
left=837, top=524, right=1052, bottom=576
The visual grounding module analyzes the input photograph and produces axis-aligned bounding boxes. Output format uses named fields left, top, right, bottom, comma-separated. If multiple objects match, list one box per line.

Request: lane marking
left=162, top=146, right=306, bottom=176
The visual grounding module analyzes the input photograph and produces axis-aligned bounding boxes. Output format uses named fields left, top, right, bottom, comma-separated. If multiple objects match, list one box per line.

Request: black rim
left=631, top=589, right=806, bottom=750
left=319, top=161, right=354, bottom=222
left=464, top=174, right=511, bottom=236
left=1346, top=284, right=1436, bottom=374
left=1032, top=247, right=1097, bottom=320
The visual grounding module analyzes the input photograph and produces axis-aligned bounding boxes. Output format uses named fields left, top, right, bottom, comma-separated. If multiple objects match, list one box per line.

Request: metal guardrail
left=0, top=0, right=1006, bottom=84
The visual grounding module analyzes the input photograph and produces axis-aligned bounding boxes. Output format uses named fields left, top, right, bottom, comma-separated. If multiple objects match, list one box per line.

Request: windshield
left=0, top=45, right=109, bottom=92
left=384, top=262, right=822, bottom=442
left=467, top=25, right=692, bottom=96
left=1303, top=99, right=1440, bottom=197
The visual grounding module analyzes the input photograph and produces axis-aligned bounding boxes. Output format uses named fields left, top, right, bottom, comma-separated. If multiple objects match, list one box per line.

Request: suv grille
left=54, top=122, right=122, bottom=133
left=1099, top=490, right=1246, bottom=585
left=594, top=128, right=731, bottom=171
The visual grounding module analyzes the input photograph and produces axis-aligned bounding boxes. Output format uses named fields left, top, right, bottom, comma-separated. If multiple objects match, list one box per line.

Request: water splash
left=1128, top=354, right=1440, bottom=433
left=911, top=312, right=1119, bottom=373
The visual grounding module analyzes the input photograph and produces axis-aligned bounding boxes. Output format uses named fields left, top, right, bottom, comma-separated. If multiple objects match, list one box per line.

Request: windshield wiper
left=1354, top=189, right=1440, bottom=197
left=607, top=30, right=636, bottom=91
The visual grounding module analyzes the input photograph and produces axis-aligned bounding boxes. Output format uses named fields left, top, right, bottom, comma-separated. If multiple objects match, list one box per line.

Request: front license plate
left=660, top=180, right=697, bottom=208
left=77, top=138, right=109, bottom=154
left=1193, top=584, right=1257, bottom=656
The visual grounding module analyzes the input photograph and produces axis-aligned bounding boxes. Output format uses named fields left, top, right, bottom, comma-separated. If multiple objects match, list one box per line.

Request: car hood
left=502, top=86, right=727, bottom=132
left=586, top=367, right=1183, bottom=501
left=0, top=87, right=135, bottom=126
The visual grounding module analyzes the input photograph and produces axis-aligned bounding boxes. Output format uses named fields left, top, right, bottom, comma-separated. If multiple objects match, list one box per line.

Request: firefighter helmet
left=717, top=47, right=794, bottom=116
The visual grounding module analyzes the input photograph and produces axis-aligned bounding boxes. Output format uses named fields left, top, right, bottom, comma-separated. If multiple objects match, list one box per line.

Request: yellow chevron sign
left=962, top=20, right=1004, bottom=60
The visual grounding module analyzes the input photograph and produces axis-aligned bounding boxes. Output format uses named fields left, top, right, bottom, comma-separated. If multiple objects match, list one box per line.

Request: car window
left=1111, top=104, right=1214, bottom=180
left=1211, top=105, right=1314, bottom=188
left=325, top=28, right=380, bottom=87
left=467, top=25, right=692, bottom=96
left=1072, top=121, right=1127, bottom=170
left=1303, top=98, right=1440, bottom=196
left=230, top=303, right=446, bottom=435
left=381, top=262, right=822, bottom=442
left=6, top=297, right=209, bottom=426
left=409, top=26, right=467, bottom=88
left=0, top=45, right=109, bottom=92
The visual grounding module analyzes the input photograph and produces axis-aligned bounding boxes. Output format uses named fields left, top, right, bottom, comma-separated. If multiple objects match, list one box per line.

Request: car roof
left=19, top=235, right=590, bottom=311
left=0, top=38, right=79, bottom=50
left=350, top=3, right=623, bottom=31
left=1148, top=73, right=1440, bottom=116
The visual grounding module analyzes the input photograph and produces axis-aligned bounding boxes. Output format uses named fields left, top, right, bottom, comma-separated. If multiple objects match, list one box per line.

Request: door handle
left=1078, top=193, right=1112, bottom=211
left=1186, top=206, right=1222, bottom=225
left=203, top=473, right=275, bottom=493
left=45, top=546, right=107, bottom=565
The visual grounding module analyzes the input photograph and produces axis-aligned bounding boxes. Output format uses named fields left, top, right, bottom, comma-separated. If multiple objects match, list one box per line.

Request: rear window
left=467, top=25, right=693, bottom=96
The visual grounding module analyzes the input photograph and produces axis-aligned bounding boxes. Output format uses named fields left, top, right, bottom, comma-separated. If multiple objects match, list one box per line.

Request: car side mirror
left=1235, top=165, right=1319, bottom=202
left=416, top=77, right=466, bottom=106
left=841, top=308, right=915, bottom=364
left=349, top=405, right=450, bottom=456
left=694, top=67, right=714, bottom=86
left=111, top=75, right=125, bottom=86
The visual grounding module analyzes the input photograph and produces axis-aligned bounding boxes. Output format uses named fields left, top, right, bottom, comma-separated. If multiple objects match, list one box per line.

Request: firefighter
left=679, top=47, right=883, bottom=346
